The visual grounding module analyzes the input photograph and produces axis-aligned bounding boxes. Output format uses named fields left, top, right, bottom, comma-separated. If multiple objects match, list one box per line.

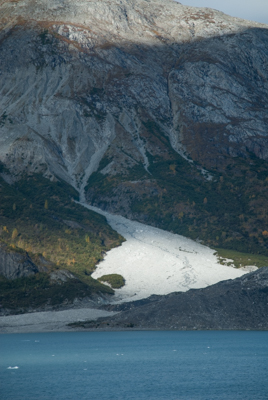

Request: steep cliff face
left=0, top=243, right=39, bottom=279
left=0, top=0, right=268, bottom=253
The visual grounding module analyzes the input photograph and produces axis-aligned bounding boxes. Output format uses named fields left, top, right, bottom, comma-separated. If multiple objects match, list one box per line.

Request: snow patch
left=80, top=203, right=247, bottom=303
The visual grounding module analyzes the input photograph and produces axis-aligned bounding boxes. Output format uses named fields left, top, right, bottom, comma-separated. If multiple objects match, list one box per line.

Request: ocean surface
left=1, top=331, right=268, bottom=400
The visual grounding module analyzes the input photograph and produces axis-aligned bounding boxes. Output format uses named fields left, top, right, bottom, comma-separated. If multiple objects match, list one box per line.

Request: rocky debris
left=0, top=242, right=39, bottom=279
left=90, top=267, right=268, bottom=330
left=0, top=307, right=119, bottom=333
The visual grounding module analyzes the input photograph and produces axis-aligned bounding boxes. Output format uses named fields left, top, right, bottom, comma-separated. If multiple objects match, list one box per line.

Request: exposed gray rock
left=0, top=1, right=268, bottom=319
left=0, top=0, right=267, bottom=193
left=93, top=267, right=268, bottom=330
left=0, top=243, right=39, bottom=279
left=50, top=269, right=77, bottom=284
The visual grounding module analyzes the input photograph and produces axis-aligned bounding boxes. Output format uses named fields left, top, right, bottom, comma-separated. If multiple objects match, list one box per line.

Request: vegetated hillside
left=0, top=162, right=124, bottom=312
left=71, top=267, right=268, bottom=330
left=87, top=144, right=268, bottom=255
left=0, top=0, right=268, bottom=258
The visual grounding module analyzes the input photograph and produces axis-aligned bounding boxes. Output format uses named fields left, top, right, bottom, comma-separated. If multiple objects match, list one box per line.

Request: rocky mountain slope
left=1, top=0, right=268, bottom=255
left=76, top=267, right=268, bottom=330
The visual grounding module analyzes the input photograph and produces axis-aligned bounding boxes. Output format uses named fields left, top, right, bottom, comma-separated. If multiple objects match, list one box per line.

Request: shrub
left=98, top=274, right=125, bottom=289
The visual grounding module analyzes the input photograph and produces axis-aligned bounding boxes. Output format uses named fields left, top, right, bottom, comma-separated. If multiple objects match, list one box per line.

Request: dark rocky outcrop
left=90, top=267, right=268, bottom=330
left=0, top=243, right=39, bottom=280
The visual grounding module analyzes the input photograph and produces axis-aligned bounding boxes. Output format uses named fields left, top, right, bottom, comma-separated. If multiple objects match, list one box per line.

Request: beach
left=0, top=308, right=117, bottom=334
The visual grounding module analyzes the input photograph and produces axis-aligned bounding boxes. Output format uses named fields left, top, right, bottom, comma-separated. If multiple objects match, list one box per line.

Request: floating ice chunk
left=7, top=366, right=19, bottom=369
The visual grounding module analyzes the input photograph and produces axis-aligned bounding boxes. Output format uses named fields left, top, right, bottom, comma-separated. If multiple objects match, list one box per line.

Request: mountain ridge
left=1, top=0, right=267, bottom=189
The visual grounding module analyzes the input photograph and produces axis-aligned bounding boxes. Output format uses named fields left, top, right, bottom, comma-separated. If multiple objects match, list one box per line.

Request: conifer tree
left=12, top=228, right=18, bottom=240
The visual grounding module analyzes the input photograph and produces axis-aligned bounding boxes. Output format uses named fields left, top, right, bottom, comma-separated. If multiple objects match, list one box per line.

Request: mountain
left=1, top=0, right=268, bottom=254
left=0, top=0, right=268, bottom=313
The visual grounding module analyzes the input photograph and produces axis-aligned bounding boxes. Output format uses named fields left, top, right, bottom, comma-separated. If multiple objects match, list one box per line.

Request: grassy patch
left=98, top=274, right=125, bottom=289
left=214, top=248, right=268, bottom=269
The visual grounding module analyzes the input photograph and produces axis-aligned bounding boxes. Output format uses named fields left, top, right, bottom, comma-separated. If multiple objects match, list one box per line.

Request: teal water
left=1, top=331, right=268, bottom=400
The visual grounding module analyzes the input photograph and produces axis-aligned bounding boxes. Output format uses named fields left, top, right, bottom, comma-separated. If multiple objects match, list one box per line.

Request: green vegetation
left=1, top=114, right=268, bottom=310
left=85, top=119, right=268, bottom=258
left=0, top=167, right=124, bottom=309
left=98, top=273, right=125, bottom=289
left=214, top=248, right=268, bottom=269
left=38, top=29, right=52, bottom=45
left=0, top=273, right=113, bottom=312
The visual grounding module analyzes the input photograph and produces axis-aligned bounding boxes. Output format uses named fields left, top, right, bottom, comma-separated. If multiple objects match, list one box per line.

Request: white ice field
left=81, top=204, right=249, bottom=303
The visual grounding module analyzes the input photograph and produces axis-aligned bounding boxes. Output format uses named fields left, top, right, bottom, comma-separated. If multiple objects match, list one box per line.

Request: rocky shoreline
left=1, top=268, right=268, bottom=333
left=72, top=267, right=268, bottom=331
left=0, top=308, right=118, bottom=334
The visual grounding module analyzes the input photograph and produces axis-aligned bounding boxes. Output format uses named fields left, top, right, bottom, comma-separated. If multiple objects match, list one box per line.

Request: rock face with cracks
left=0, top=243, right=39, bottom=279
left=0, top=0, right=268, bottom=193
